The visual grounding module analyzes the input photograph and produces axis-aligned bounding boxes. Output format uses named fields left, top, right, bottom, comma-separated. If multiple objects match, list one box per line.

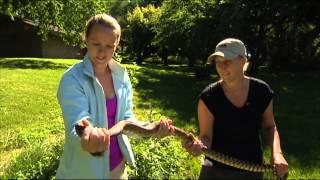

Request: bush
left=127, top=136, right=201, bottom=179
left=125, top=64, right=141, bottom=88
left=2, top=136, right=63, bottom=179
left=126, top=110, right=201, bottom=179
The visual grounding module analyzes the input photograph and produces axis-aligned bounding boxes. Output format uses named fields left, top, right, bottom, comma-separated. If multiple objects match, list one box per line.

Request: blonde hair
left=85, top=13, right=121, bottom=42
left=243, top=57, right=249, bottom=72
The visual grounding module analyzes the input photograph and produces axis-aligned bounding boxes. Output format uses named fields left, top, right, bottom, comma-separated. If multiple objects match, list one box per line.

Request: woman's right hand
left=79, top=120, right=110, bottom=154
left=182, top=133, right=206, bottom=156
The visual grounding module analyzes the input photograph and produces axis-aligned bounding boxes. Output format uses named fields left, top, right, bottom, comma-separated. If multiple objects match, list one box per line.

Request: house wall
left=0, top=14, right=83, bottom=59
left=42, top=35, right=83, bottom=59
left=0, top=15, right=42, bottom=57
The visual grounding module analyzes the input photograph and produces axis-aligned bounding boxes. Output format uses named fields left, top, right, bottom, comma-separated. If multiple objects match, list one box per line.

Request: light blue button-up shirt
left=56, top=55, right=136, bottom=179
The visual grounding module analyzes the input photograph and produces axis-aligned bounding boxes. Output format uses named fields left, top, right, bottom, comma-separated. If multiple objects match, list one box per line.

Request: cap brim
left=207, top=51, right=238, bottom=64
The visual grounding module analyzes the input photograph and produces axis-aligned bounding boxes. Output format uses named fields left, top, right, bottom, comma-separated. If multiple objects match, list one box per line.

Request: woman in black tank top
left=183, top=38, right=288, bottom=179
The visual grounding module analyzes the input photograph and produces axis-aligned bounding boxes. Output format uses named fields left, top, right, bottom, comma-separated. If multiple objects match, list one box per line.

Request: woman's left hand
left=273, top=152, right=289, bottom=178
left=153, top=118, right=175, bottom=138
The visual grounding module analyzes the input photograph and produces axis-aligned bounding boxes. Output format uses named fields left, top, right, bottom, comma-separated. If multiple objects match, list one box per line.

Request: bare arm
left=262, top=100, right=282, bottom=154
left=198, top=99, right=214, bottom=149
left=262, top=100, right=288, bottom=177
left=183, top=99, right=214, bottom=156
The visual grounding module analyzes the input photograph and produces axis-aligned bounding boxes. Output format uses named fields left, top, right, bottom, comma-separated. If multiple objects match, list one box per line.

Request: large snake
left=75, top=120, right=288, bottom=179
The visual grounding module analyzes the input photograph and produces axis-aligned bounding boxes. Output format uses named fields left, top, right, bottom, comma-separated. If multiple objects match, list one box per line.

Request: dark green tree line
left=124, top=0, right=319, bottom=70
left=1, top=0, right=319, bottom=71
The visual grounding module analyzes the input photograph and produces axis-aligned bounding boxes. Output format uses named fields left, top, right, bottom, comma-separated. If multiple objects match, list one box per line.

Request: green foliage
left=127, top=109, right=201, bottom=179
left=128, top=136, right=201, bottom=179
left=123, top=0, right=319, bottom=69
left=1, top=0, right=319, bottom=70
left=208, top=0, right=320, bottom=71
left=107, top=0, right=163, bottom=23
left=125, top=5, right=160, bottom=64
left=114, top=52, right=123, bottom=63
left=2, top=136, right=63, bottom=179
left=125, top=63, right=141, bottom=88
left=115, top=52, right=141, bottom=88
left=152, top=0, right=219, bottom=66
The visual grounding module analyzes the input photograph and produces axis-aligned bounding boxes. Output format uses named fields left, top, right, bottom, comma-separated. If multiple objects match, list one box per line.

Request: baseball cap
left=207, top=38, right=247, bottom=64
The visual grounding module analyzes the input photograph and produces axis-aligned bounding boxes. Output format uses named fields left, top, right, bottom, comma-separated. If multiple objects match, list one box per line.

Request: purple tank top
left=106, top=96, right=123, bottom=171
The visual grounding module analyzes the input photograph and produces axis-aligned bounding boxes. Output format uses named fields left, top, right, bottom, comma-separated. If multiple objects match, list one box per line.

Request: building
left=0, top=13, right=83, bottom=59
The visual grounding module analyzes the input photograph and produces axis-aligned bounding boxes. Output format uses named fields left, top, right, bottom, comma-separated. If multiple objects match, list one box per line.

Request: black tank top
left=199, top=77, right=274, bottom=170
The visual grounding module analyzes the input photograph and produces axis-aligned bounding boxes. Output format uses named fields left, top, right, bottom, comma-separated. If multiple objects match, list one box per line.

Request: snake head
left=74, top=120, right=103, bottom=157
left=75, top=120, right=90, bottom=137
left=180, top=131, right=197, bottom=146
left=187, top=132, right=197, bottom=141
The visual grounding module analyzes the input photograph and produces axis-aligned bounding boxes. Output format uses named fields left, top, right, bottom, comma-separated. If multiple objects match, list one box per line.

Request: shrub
left=126, top=110, right=201, bottom=179
left=127, top=136, right=201, bottom=179
left=125, top=64, right=141, bottom=88
left=2, top=136, right=63, bottom=179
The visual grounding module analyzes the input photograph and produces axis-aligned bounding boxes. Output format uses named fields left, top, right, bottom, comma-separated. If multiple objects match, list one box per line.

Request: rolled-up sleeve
left=57, top=73, right=91, bottom=141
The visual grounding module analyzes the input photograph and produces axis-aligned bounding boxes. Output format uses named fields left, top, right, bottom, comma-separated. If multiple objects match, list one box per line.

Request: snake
left=75, top=120, right=288, bottom=179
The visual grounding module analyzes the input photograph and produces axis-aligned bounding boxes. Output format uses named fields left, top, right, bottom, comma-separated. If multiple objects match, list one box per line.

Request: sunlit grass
left=0, top=58, right=77, bottom=178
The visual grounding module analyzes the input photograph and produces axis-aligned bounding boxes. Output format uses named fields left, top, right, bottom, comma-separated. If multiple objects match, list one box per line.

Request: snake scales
left=75, top=120, right=288, bottom=179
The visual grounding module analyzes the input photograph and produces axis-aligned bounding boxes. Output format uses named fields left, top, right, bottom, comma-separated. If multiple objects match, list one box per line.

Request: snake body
left=75, top=120, right=287, bottom=179
left=122, top=122, right=275, bottom=173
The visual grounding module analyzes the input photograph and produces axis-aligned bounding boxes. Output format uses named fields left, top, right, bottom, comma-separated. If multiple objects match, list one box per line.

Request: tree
left=209, top=0, right=320, bottom=71
left=125, top=5, right=160, bottom=65
left=153, top=0, right=220, bottom=66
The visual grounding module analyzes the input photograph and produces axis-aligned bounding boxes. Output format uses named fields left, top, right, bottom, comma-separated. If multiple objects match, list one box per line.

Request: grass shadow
left=257, top=70, right=320, bottom=169
left=135, top=64, right=219, bottom=129
left=0, top=58, right=71, bottom=69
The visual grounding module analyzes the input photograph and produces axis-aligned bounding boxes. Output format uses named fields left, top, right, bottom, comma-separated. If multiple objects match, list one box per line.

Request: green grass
left=0, top=58, right=320, bottom=179
left=0, top=58, right=77, bottom=178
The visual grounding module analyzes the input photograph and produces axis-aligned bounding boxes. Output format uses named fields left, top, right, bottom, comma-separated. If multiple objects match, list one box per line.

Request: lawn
left=0, top=57, right=319, bottom=179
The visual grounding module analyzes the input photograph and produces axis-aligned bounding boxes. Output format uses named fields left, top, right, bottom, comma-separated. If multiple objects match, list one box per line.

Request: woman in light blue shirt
left=56, top=13, right=174, bottom=179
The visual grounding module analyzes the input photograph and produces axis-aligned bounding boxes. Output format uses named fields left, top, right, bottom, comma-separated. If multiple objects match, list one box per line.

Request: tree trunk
left=136, top=53, right=143, bottom=65
left=160, top=47, right=169, bottom=66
